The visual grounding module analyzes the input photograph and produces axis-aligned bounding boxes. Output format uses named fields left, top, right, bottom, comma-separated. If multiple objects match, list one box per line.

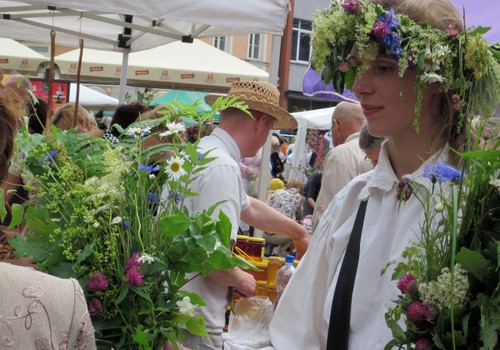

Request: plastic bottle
left=274, top=255, right=295, bottom=309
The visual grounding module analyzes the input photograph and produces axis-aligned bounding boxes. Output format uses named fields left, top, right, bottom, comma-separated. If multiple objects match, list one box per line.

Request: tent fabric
left=55, top=39, right=269, bottom=88
left=0, top=0, right=290, bottom=52
left=69, top=83, right=119, bottom=109
left=0, top=38, right=47, bottom=73
left=289, top=107, right=335, bottom=180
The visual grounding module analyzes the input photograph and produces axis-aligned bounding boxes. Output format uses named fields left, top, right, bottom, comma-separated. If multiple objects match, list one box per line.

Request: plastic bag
left=223, top=296, right=274, bottom=350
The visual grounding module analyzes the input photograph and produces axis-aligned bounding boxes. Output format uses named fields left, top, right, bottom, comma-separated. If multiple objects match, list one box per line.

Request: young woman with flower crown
left=261, top=0, right=500, bottom=349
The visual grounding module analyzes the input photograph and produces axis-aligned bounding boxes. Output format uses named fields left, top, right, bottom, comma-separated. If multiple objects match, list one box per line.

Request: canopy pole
left=118, top=48, right=130, bottom=104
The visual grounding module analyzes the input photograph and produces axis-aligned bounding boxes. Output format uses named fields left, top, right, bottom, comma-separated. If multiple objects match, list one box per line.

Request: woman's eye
left=376, top=65, right=392, bottom=73
left=373, top=61, right=396, bottom=74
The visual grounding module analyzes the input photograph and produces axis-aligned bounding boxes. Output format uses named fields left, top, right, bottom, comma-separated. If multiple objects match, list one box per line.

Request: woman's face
left=351, top=49, right=439, bottom=139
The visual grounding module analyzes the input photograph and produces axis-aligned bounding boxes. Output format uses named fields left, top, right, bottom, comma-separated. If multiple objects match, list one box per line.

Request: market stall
left=289, top=106, right=335, bottom=181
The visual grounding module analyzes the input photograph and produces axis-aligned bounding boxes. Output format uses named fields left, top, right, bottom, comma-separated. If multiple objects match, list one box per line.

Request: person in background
left=161, top=81, right=310, bottom=350
left=358, top=123, right=385, bottom=171
left=264, top=177, right=305, bottom=257
left=26, top=98, right=48, bottom=134
left=0, top=87, right=96, bottom=350
left=51, top=103, right=119, bottom=143
left=109, top=102, right=149, bottom=138
left=312, top=101, right=368, bottom=230
left=0, top=98, right=49, bottom=229
left=270, top=135, right=285, bottom=181
left=302, top=169, right=322, bottom=233
left=4, top=74, right=32, bottom=103
left=265, top=177, right=285, bottom=203
left=239, top=147, right=263, bottom=235
left=268, top=0, right=499, bottom=348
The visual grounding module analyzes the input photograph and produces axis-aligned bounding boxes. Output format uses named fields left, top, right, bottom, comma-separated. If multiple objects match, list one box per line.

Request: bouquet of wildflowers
left=6, top=99, right=256, bottom=349
left=384, top=141, right=500, bottom=349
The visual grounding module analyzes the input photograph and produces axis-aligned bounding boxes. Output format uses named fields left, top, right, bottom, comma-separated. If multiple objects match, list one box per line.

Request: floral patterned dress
left=264, top=188, right=303, bottom=256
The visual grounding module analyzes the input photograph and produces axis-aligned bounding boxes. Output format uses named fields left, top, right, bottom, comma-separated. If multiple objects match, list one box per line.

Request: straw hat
left=204, top=81, right=297, bottom=130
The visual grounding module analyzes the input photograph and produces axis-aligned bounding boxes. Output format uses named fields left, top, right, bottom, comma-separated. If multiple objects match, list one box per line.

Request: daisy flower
left=165, top=156, right=186, bottom=181
left=159, top=122, right=186, bottom=138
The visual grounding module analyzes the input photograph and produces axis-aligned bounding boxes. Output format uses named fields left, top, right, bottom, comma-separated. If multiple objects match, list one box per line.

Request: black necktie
left=326, top=200, right=368, bottom=350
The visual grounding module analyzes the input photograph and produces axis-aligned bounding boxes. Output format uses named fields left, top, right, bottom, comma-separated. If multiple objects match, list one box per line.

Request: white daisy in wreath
left=165, top=156, right=186, bottom=180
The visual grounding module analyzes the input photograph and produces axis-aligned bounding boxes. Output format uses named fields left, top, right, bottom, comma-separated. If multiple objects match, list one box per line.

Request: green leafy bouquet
left=6, top=99, right=255, bottom=349
left=384, top=142, right=500, bottom=349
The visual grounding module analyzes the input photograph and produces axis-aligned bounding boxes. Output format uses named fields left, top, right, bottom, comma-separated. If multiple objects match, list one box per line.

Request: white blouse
left=268, top=143, right=452, bottom=349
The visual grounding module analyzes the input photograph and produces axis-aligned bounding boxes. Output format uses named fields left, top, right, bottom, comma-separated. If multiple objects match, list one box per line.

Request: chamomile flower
left=159, top=122, right=186, bottom=138
left=165, top=156, right=186, bottom=181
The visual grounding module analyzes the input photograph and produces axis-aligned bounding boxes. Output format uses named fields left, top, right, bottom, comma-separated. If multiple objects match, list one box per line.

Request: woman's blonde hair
left=286, top=177, right=304, bottom=195
left=51, top=103, right=98, bottom=131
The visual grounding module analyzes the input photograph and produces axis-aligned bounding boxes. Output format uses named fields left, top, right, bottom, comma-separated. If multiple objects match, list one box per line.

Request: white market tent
left=69, top=83, right=118, bottom=110
left=289, top=107, right=335, bottom=181
left=0, top=0, right=289, bottom=101
left=56, top=39, right=269, bottom=89
left=0, top=37, right=47, bottom=74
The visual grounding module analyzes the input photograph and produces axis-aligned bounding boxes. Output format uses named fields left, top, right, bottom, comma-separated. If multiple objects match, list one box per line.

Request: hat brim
left=205, top=95, right=297, bottom=130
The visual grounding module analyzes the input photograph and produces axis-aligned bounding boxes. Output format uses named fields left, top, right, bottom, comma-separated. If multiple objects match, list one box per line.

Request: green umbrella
left=150, top=89, right=219, bottom=126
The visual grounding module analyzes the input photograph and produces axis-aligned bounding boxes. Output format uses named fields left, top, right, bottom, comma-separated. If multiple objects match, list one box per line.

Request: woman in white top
left=267, top=0, right=500, bottom=349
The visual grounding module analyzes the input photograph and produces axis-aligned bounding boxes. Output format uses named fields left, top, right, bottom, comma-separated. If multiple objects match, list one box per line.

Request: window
left=213, top=36, right=227, bottom=51
left=291, top=19, right=312, bottom=63
left=248, top=34, right=261, bottom=60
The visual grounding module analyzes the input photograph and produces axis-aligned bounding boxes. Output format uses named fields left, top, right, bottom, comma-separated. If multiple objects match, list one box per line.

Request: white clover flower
left=93, top=222, right=100, bottom=228
left=165, top=156, right=186, bottom=181
left=159, top=122, right=186, bottom=138
left=137, top=253, right=155, bottom=264
left=489, top=169, right=500, bottom=194
left=176, top=296, right=195, bottom=317
left=111, top=216, right=123, bottom=225
left=421, top=73, right=445, bottom=84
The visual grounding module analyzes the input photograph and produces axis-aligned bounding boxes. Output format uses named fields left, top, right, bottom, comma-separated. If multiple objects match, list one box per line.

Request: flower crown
left=312, top=0, right=500, bottom=131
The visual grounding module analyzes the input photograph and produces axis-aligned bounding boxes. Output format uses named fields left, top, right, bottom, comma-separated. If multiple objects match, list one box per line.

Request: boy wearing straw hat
left=172, top=81, right=310, bottom=350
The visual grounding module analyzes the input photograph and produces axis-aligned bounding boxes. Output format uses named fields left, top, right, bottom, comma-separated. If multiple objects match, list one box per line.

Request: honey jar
left=255, top=280, right=268, bottom=297
left=266, top=256, right=283, bottom=288
left=235, top=235, right=265, bottom=261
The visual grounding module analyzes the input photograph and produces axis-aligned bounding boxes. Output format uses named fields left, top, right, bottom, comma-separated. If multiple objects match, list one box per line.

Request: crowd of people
left=0, top=0, right=498, bottom=347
